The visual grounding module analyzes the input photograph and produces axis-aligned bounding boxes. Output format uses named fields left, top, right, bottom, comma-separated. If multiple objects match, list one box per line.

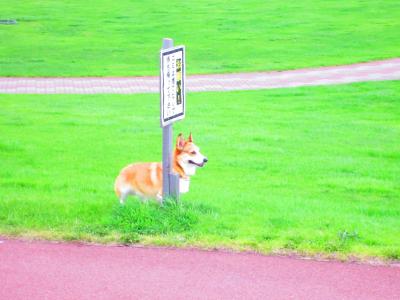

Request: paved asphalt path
left=0, top=58, right=399, bottom=94
left=1, top=239, right=399, bottom=300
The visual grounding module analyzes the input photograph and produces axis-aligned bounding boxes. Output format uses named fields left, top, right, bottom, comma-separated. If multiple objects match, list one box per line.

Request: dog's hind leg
left=119, top=192, right=129, bottom=205
left=118, top=186, right=135, bottom=205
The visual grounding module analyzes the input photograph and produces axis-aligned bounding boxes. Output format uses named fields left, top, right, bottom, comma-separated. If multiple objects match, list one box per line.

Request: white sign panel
left=160, top=45, right=185, bottom=127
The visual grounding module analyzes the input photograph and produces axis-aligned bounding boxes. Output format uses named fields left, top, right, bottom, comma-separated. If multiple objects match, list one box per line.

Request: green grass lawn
left=1, top=81, right=399, bottom=260
left=1, top=0, right=399, bottom=76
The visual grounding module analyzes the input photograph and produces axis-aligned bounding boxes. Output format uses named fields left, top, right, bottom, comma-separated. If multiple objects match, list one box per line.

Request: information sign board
left=160, top=46, right=185, bottom=126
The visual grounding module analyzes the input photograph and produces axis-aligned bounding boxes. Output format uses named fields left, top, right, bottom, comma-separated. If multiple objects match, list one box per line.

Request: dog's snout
left=203, top=157, right=208, bottom=163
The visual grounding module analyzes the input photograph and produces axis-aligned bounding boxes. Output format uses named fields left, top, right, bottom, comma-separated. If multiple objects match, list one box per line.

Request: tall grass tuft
left=110, top=200, right=199, bottom=235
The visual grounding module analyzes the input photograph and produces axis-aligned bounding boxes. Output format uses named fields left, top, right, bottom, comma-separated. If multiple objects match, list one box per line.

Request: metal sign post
left=160, top=38, right=186, bottom=202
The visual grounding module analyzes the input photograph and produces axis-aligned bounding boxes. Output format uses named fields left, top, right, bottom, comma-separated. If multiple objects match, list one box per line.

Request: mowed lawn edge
left=0, top=81, right=399, bottom=261
left=1, top=0, right=399, bottom=76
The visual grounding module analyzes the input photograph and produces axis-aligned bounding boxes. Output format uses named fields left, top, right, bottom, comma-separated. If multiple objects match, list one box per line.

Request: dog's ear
left=176, top=133, right=186, bottom=151
left=188, top=132, right=193, bottom=143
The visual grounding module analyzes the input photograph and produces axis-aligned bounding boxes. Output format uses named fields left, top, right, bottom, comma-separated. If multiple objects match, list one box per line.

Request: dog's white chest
left=179, top=178, right=190, bottom=194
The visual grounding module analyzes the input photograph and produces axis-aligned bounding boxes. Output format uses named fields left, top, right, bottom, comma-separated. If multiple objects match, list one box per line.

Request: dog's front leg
left=156, top=192, right=162, bottom=203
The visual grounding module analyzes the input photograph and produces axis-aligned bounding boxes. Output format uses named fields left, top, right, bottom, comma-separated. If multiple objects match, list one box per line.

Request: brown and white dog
left=114, top=133, right=207, bottom=204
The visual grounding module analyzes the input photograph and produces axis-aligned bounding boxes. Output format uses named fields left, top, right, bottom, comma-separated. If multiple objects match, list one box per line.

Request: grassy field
left=0, top=81, right=399, bottom=260
left=1, top=0, right=399, bottom=76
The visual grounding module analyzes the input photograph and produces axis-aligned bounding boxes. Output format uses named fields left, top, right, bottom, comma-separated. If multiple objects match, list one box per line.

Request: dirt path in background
left=1, top=238, right=399, bottom=300
left=0, top=58, right=399, bottom=94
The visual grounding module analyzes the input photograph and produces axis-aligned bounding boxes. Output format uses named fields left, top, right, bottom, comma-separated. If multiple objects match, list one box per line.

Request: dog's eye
left=191, top=151, right=196, bottom=155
